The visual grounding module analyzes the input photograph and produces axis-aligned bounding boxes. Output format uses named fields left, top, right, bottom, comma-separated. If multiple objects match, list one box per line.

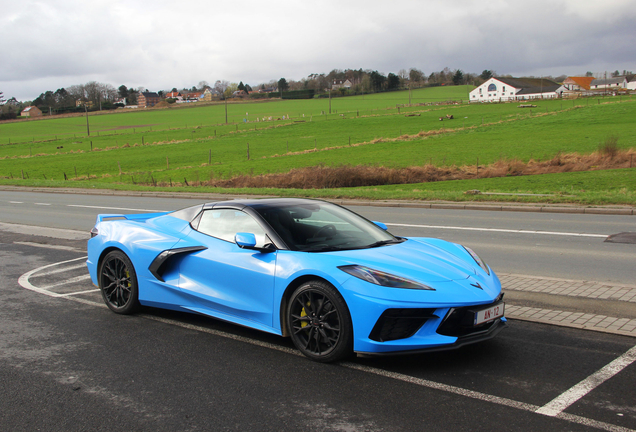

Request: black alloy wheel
left=288, top=280, right=353, bottom=362
left=99, top=250, right=140, bottom=314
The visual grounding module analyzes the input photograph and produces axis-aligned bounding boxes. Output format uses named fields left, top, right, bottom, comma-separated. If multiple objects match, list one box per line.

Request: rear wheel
left=287, top=280, right=353, bottom=362
left=99, top=250, right=140, bottom=314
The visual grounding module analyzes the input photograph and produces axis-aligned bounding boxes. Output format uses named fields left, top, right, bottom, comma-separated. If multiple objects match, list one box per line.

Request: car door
left=177, top=208, right=277, bottom=330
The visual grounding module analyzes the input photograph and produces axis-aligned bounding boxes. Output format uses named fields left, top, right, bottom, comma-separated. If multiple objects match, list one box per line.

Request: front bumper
left=355, top=317, right=507, bottom=356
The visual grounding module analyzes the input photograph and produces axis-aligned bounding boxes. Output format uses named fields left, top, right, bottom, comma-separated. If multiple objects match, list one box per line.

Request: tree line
left=2, top=66, right=630, bottom=119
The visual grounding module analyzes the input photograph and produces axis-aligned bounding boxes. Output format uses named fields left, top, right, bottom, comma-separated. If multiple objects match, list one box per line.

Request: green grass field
left=0, top=87, right=634, bottom=205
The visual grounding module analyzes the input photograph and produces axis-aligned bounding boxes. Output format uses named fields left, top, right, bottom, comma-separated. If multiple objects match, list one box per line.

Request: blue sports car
left=87, top=198, right=506, bottom=362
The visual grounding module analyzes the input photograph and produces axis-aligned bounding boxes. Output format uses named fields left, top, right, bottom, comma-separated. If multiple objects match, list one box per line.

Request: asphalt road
left=1, top=190, right=634, bottom=283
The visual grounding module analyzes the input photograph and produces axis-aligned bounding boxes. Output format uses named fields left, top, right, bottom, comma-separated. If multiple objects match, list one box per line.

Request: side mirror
left=235, top=232, right=275, bottom=253
left=372, top=221, right=388, bottom=231
left=235, top=232, right=257, bottom=248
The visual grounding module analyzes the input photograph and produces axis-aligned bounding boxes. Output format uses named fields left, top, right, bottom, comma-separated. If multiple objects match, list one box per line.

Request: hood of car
left=326, top=238, right=479, bottom=283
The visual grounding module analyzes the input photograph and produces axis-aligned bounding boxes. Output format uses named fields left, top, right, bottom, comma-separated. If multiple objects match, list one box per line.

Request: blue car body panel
left=87, top=200, right=505, bottom=355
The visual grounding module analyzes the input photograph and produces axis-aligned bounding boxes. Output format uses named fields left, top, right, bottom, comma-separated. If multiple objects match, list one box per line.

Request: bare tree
left=214, top=80, right=230, bottom=98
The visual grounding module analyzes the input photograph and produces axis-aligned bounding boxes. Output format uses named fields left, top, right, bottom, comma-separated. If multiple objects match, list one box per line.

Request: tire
left=98, top=250, right=140, bottom=314
left=287, top=280, right=353, bottom=362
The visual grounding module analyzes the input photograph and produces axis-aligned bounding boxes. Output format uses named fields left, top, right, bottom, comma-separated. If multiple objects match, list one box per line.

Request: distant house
left=562, top=77, right=594, bottom=91
left=470, top=77, right=563, bottom=102
left=331, top=79, right=352, bottom=90
left=183, top=92, right=202, bottom=102
left=590, top=77, right=628, bottom=90
left=165, top=91, right=183, bottom=102
left=200, top=88, right=217, bottom=102
left=627, top=76, right=636, bottom=91
left=21, top=106, right=42, bottom=117
left=138, top=92, right=161, bottom=107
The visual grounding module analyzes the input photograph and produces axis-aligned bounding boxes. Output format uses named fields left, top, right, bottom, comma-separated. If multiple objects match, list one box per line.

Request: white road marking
left=59, top=288, right=100, bottom=297
left=18, top=257, right=88, bottom=298
left=38, top=274, right=92, bottom=290
left=67, top=204, right=166, bottom=212
left=9, top=201, right=23, bottom=204
left=536, top=345, right=636, bottom=417
left=386, top=222, right=608, bottom=238
left=28, top=263, right=87, bottom=277
left=34, top=202, right=51, bottom=206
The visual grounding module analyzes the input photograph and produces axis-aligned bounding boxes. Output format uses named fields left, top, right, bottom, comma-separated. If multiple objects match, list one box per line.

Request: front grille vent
left=369, top=308, right=438, bottom=342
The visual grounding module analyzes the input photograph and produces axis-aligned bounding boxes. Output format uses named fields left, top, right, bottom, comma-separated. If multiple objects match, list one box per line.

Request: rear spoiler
left=96, top=212, right=170, bottom=223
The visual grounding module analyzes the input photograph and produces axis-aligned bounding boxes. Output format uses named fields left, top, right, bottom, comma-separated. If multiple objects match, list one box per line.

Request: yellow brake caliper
left=300, top=301, right=310, bottom=328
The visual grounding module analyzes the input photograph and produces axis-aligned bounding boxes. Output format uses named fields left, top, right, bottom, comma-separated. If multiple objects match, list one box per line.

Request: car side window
left=197, top=209, right=267, bottom=247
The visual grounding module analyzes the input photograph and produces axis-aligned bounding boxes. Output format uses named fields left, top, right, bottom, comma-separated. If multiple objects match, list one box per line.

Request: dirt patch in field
left=202, top=149, right=636, bottom=189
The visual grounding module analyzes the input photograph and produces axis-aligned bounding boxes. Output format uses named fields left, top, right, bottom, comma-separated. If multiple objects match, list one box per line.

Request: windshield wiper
left=365, top=239, right=403, bottom=249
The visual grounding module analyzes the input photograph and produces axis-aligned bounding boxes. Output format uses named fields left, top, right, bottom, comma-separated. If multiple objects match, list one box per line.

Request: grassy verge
left=3, top=168, right=634, bottom=206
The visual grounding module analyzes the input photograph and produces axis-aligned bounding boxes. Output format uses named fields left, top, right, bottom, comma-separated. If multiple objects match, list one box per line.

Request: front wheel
left=287, top=280, right=353, bottom=362
left=98, top=250, right=140, bottom=314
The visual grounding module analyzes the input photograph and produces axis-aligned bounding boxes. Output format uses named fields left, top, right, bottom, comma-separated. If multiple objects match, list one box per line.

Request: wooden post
left=166, top=156, right=169, bottom=169
left=118, top=161, right=122, bottom=175
left=209, top=149, right=211, bottom=164
left=247, top=142, right=250, bottom=160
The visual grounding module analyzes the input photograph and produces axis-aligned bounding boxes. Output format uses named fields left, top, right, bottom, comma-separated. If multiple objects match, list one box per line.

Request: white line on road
left=18, top=257, right=88, bottom=298
left=386, top=222, right=608, bottom=238
left=34, top=202, right=51, bottom=206
left=59, top=288, right=100, bottom=297
left=27, top=263, right=88, bottom=277
left=9, top=201, right=23, bottom=204
left=39, top=274, right=92, bottom=290
left=67, top=204, right=166, bottom=212
left=536, top=345, right=636, bottom=417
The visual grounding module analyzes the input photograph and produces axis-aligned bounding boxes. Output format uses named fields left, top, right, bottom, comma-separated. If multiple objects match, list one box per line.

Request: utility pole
left=85, top=103, right=90, bottom=136
left=225, top=97, right=228, bottom=124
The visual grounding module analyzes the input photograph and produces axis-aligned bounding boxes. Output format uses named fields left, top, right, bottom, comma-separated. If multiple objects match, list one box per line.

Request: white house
left=470, top=77, right=563, bottom=102
left=331, top=79, right=352, bottom=90
left=627, top=76, right=636, bottom=91
left=589, top=77, right=628, bottom=90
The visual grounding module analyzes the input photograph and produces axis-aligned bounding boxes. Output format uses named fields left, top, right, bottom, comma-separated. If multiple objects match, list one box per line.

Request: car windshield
left=253, top=201, right=402, bottom=252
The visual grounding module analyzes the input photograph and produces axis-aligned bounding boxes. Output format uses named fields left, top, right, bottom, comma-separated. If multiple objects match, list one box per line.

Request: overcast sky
left=2, top=0, right=636, bottom=101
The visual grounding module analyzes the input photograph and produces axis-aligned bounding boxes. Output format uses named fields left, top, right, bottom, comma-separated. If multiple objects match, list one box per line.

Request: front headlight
left=338, top=265, right=435, bottom=290
left=463, top=246, right=490, bottom=275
